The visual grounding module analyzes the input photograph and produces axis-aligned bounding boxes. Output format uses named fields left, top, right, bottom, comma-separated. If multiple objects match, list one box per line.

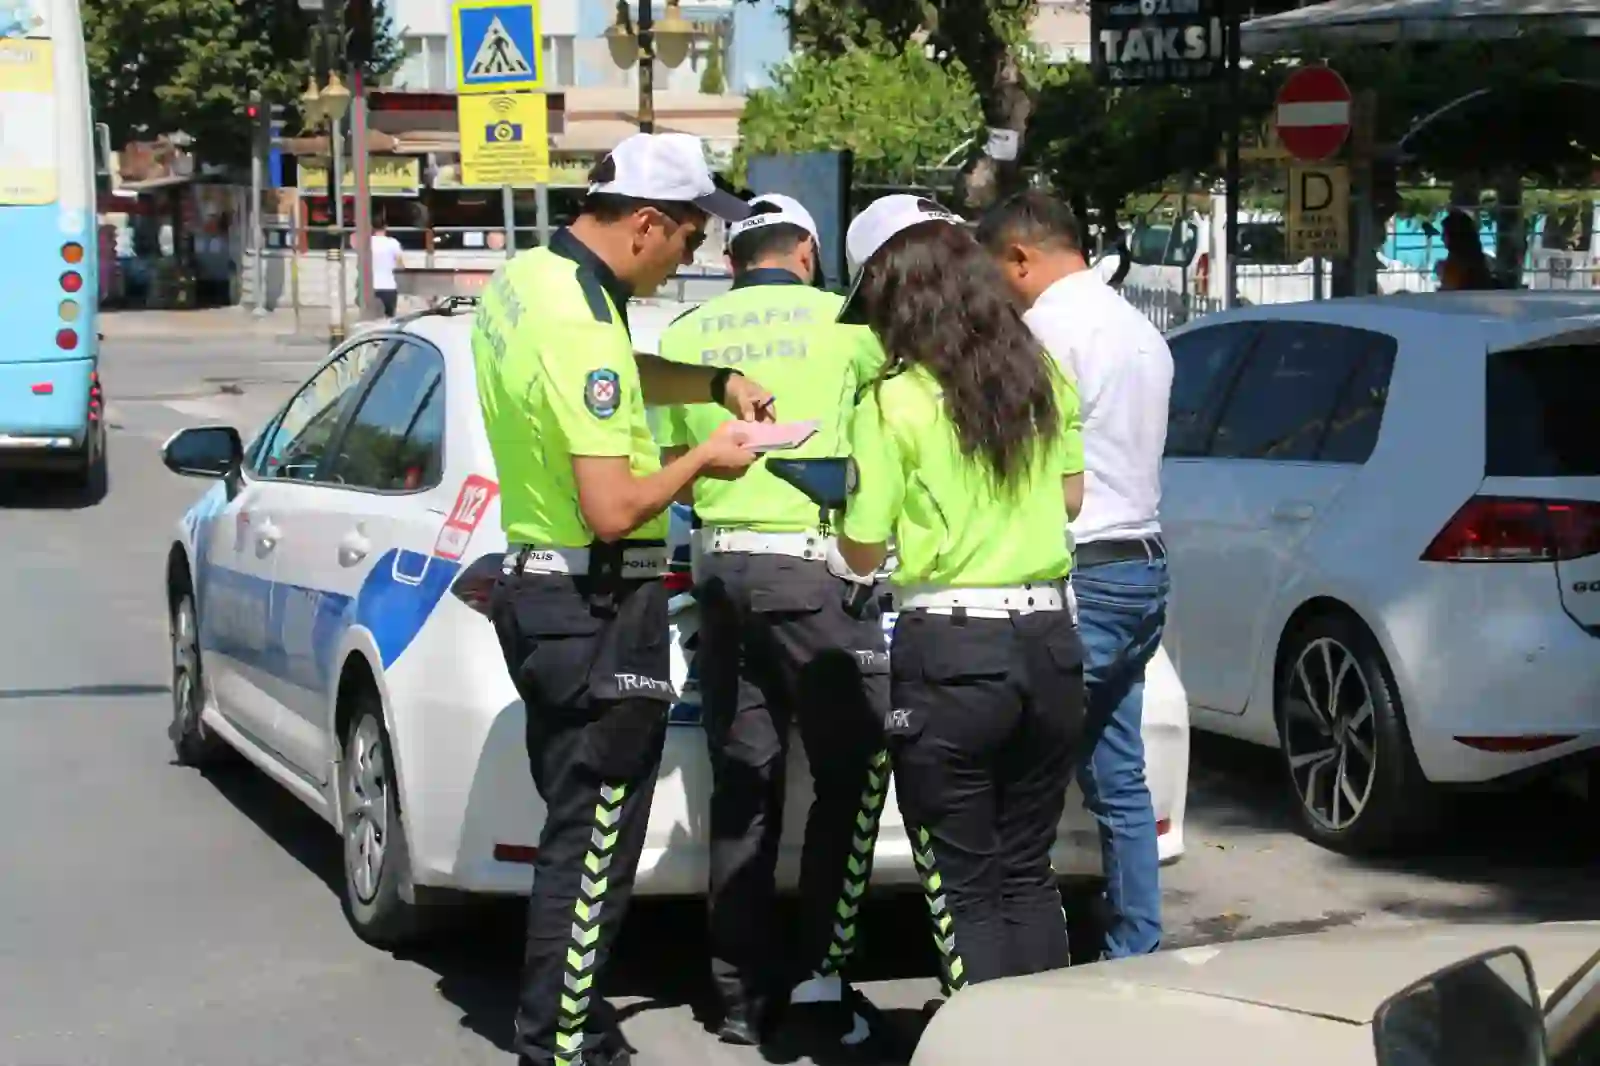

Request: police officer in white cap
left=655, top=193, right=893, bottom=1050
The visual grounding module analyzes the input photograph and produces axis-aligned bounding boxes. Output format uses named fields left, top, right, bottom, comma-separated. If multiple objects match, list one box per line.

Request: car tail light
left=61, top=242, right=84, bottom=264
left=663, top=569, right=693, bottom=594
left=1422, top=496, right=1600, bottom=563
left=55, top=328, right=77, bottom=351
left=1194, top=252, right=1211, bottom=295
left=493, top=844, right=539, bottom=865
left=61, top=271, right=82, bottom=293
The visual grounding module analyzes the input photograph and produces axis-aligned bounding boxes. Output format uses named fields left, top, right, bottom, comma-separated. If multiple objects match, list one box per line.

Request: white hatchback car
left=159, top=300, right=1189, bottom=947
left=1161, top=291, right=1599, bottom=852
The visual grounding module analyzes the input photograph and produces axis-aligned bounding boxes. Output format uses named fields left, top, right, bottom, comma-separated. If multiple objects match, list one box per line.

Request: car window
left=1165, top=323, right=1256, bottom=457
left=1237, top=223, right=1296, bottom=265
left=1210, top=322, right=1385, bottom=462
left=1486, top=345, right=1599, bottom=477
left=326, top=338, right=447, bottom=492
left=256, top=338, right=390, bottom=481
left=1318, top=333, right=1398, bottom=464
left=1130, top=221, right=1198, bottom=267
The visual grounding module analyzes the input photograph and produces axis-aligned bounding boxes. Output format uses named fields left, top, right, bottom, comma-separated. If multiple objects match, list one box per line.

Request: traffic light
left=246, top=89, right=262, bottom=123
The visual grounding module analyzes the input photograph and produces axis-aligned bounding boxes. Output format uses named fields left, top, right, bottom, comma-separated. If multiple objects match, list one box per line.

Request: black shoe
left=716, top=997, right=770, bottom=1046
left=781, top=981, right=886, bottom=1051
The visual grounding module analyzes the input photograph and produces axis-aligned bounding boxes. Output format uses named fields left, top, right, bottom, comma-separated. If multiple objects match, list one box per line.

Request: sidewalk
left=99, top=307, right=376, bottom=348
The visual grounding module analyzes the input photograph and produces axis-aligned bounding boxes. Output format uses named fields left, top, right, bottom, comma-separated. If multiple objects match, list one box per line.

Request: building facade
left=386, top=0, right=790, bottom=95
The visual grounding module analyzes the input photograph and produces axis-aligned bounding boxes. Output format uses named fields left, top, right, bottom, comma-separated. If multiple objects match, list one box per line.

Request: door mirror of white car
left=162, top=426, right=244, bottom=479
left=1373, top=947, right=1547, bottom=1066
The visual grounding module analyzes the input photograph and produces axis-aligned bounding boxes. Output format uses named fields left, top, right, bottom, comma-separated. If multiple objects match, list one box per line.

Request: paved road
left=1, top=330, right=1595, bottom=1066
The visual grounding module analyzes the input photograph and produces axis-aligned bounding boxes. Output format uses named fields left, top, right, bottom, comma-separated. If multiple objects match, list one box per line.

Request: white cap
left=726, top=193, right=820, bottom=246
left=839, top=194, right=963, bottom=323
left=587, top=132, right=751, bottom=222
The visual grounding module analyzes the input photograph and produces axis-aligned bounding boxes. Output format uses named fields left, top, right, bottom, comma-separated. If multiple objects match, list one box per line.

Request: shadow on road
left=0, top=466, right=109, bottom=511
left=0, top=682, right=169, bottom=700
left=1184, top=731, right=1600, bottom=927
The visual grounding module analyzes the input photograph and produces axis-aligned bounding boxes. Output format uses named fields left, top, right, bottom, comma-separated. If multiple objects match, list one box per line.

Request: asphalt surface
left=1, top=322, right=1596, bottom=1066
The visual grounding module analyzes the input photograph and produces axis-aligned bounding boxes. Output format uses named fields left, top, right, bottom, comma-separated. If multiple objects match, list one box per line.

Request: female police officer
left=828, top=195, right=1088, bottom=993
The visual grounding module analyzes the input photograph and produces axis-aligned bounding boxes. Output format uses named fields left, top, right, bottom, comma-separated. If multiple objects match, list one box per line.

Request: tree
left=746, top=0, right=1053, bottom=212
left=734, top=30, right=979, bottom=187
left=83, top=0, right=401, bottom=167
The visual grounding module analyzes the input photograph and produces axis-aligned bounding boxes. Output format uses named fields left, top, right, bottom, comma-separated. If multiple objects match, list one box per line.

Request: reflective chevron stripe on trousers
left=818, top=749, right=891, bottom=974
left=490, top=574, right=672, bottom=1066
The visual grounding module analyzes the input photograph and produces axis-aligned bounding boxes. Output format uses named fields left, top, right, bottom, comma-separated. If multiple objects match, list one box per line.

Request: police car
left=159, top=298, right=1190, bottom=947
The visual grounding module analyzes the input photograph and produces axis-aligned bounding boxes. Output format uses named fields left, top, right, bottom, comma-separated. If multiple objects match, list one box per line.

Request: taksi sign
left=453, top=0, right=543, bottom=94
left=1287, top=164, right=1349, bottom=258
left=1090, top=0, right=1228, bottom=86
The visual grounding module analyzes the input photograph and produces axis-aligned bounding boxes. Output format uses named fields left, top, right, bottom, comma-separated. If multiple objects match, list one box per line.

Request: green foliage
left=734, top=31, right=980, bottom=185
left=82, top=0, right=401, bottom=166
left=699, top=28, right=727, bottom=96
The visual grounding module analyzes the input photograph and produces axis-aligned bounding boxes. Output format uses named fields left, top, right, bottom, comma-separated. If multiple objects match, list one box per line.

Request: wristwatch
left=709, top=367, right=744, bottom=405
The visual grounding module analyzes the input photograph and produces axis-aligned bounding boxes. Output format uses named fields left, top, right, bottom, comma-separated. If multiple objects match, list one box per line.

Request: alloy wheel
left=344, top=716, right=390, bottom=904
left=169, top=596, right=201, bottom=746
left=1282, top=636, right=1378, bottom=832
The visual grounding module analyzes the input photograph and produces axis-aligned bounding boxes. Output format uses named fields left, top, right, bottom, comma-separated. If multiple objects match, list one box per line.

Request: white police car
left=159, top=299, right=1190, bottom=948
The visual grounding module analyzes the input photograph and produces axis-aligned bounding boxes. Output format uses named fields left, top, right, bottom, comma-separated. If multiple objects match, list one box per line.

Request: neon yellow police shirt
left=472, top=234, right=668, bottom=547
left=655, top=273, right=884, bottom=532
left=841, top=364, right=1085, bottom=587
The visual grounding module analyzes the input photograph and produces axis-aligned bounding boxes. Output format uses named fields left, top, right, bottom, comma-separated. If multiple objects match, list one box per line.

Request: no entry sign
left=1274, top=66, right=1352, bottom=162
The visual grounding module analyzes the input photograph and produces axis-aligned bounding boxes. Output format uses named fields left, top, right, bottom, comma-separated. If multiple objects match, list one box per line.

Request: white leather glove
left=825, top=541, right=876, bottom=587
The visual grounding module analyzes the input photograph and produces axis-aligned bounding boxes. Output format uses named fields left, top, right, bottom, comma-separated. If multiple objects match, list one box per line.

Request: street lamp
left=301, top=72, right=354, bottom=344
left=606, top=1, right=698, bottom=134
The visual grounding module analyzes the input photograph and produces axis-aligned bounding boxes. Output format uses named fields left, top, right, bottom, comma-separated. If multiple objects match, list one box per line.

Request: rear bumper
left=0, top=358, right=95, bottom=464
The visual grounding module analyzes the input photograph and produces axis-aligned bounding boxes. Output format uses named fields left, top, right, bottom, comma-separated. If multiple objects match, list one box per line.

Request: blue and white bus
left=0, top=0, right=106, bottom=489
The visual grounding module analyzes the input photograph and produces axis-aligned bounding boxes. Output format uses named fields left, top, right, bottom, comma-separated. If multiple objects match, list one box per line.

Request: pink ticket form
left=729, top=420, right=821, bottom=453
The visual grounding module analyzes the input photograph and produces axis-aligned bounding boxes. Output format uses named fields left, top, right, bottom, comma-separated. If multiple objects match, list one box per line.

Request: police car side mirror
left=161, top=425, right=243, bottom=479
left=767, top=457, right=857, bottom=512
left=1373, top=947, right=1547, bottom=1066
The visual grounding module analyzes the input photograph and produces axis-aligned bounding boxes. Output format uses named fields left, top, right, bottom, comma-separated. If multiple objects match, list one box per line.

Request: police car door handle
left=338, top=531, right=372, bottom=567
left=256, top=520, right=282, bottom=553
left=1271, top=501, right=1316, bottom=523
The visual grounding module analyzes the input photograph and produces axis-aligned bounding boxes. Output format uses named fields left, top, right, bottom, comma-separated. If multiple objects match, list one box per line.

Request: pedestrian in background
left=368, top=215, right=404, bottom=318
left=473, top=132, right=771, bottom=1066
left=978, top=190, right=1173, bottom=960
left=832, top=195, right=1088, bottom=994
left=655, top=193, right=892, bottom=1051
left=1438, top=208, right=1496, bottom=291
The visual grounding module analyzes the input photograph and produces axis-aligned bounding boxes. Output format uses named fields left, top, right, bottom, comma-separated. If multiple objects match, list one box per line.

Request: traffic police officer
left=830, top=195, right=1089, bottom=994
left=473, top=132, right=772, bottom=1066
left=655, top=194, right=892, bottom=1047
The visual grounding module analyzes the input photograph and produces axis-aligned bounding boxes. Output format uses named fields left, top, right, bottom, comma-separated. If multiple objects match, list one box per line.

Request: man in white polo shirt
left=977, top=191, right=1174, bottom=959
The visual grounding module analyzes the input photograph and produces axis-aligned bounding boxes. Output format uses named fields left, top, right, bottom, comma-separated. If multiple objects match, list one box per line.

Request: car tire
left=1274, top=611, right=1434, bottom=855
left=169, top=589, right=233, bottom=766
left=339, top=692, right=424, bottom=948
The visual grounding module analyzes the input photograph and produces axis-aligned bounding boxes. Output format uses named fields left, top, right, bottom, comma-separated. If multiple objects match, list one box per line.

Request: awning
left=1242, top=0, right=1600, bottom=54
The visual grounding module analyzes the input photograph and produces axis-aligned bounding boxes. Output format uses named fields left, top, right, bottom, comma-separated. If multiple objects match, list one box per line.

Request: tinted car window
left=256, top=338, right=389, bottom=481
left=1210, top=322, right=1387, bottom=462
left=1130, top=221, right=1198, bottom=267
left=1486, top=345, right=1599, bottom=476
left=1165, top=323, right=1256, bottom=457
left=327, top=339, right=447, bottom=491
left=1319, top=334, right=1398, bottom=464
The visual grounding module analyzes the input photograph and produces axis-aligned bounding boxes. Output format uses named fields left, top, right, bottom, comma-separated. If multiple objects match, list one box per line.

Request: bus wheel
left=68, top=421, right=106, bottom=499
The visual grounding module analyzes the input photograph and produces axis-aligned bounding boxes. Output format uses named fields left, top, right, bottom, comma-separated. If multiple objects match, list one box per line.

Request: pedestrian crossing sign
left=453, top=0, right=543, bottom=94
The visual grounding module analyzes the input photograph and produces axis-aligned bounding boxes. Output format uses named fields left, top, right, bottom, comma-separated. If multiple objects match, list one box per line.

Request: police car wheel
left=169, top=591, right=230, bottom=765
left=339, top=694, right=421, bottom=947
left=1274, top=611, right=1435, bottom=855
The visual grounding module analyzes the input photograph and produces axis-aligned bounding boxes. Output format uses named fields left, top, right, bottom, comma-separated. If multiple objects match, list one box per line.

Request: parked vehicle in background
left=1156, top=292, right=1599, bottom=853
left=0, top=0, right=109, bottom=491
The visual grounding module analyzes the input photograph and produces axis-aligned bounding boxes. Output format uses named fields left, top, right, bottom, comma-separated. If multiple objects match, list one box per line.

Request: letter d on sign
left=1301, top=171, right=1334, bottom=213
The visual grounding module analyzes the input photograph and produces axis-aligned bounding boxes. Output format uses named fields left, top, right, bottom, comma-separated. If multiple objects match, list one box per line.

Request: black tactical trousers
left=884, top=607, right=1086, bottom=993
left=696, top=553, right=891, bottom=1016
left=489, top=569, right=673, bottom=1066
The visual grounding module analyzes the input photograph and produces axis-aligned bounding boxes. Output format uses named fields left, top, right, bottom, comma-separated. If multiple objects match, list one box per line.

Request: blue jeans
left=1072, top=554, right=1169, bottom=958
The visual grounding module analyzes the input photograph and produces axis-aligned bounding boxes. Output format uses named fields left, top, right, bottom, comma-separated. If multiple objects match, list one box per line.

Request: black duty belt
left=1075, top=536, right=1166, bottom=569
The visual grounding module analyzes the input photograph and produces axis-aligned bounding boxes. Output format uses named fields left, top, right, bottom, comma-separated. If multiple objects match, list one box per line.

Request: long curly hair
left=856, top=220, right=1061, bottom=489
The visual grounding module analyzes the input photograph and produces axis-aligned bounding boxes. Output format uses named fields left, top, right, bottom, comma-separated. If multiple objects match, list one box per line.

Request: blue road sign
left=453, top=0, right=543, bottom=94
